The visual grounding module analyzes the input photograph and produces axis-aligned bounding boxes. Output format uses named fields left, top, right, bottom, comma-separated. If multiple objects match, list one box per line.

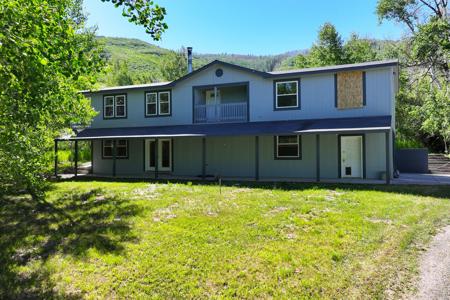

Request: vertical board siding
left=88, top=65, right=394, bottom=129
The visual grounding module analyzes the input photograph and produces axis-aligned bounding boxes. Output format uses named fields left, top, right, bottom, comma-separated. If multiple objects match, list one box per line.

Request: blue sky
left=84, top=0, right=405, bottom=55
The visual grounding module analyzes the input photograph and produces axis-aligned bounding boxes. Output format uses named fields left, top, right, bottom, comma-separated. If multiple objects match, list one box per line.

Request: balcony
left=194, top=102, right=248, bottom=123
left=193, top=84, right=248, bottom=123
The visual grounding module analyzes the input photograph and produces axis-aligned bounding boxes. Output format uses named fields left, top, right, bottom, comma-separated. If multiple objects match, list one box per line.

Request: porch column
left=155, top=138, right=159, bottom=179
left=74, top=140, right=78, bottom=178
left=385, top=130, right=391, bottom=184
left=54, top=139, right=58, bottom=177
left=202, top=137, right=206, bottom=179
left=255, top=136, right=259, bottom=181
left=90, top=140, right=94, bottom=174
left=112, top=140, right=116, bottom=177
left=316, top=134, right=320, bottom=182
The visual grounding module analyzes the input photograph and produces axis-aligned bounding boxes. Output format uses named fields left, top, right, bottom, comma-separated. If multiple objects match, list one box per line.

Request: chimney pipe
left=187, top=47, right=193, bottom=73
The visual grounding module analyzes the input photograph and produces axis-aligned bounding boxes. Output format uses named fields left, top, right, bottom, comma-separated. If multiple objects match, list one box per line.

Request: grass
left=1, top=181, right=449, bottom=299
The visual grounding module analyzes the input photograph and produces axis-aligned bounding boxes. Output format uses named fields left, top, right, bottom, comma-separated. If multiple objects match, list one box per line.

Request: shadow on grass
left=0, top=188, right=141, bottom=299
left=69, top=176, right=450, bottom=200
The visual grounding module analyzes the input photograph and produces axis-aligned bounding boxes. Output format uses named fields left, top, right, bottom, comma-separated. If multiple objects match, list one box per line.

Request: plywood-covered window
left=335, top=71, right=366, bottom=109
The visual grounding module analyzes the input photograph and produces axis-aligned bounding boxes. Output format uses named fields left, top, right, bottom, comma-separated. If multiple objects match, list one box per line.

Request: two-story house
left=61, top=49, right=398, bottom=183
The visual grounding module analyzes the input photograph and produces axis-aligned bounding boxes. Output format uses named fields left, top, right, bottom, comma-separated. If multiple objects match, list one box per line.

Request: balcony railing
left=194, top=102, right=248, bottom=123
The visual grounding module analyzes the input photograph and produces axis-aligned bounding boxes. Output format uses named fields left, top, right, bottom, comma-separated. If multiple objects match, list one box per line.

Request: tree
left=161, top=48, right=187, bottom=81
left=100, top=0, right=168, bottom=40
left=108, top=60, right=134, bottom=86
left=421, top=81, right=450, bottom=153
left=344, top=34, right=377, bottom=63
left=289, top=24, right=379, bottom=69
left=377, top=0, right=450, bottom=151
left=307, top=23, right=347, bottom=67
left=0, top=0, right=105, bottom=199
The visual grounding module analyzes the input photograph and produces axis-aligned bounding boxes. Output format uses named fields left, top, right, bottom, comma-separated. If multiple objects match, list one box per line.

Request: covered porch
left=55, top=116, right=393, bottom=184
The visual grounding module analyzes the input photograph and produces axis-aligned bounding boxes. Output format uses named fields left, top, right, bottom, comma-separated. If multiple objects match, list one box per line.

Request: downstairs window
left=275, top=135, right=301, bottom=159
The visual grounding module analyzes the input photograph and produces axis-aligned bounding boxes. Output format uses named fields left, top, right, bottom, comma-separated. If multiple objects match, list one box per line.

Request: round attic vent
left=215, top=68, right=223, bottom=77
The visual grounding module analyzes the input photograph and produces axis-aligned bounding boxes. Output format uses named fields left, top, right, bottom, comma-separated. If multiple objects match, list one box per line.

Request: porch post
left=316, top=134, right=320, bottom=182
left=255, top=136, right=259, bottom=181
left=54, top=139, right=58, bottom=177
left=155, top=138, right=159, bottom=179
left=385, top=130, right=391, bottom=184
left=74, top=140, right=78, bottom=177
left=112, top=140, right=116, bottom=177
left=90, top=140, right=93, bottom=174
left=202, top=137, right=206, bottom=179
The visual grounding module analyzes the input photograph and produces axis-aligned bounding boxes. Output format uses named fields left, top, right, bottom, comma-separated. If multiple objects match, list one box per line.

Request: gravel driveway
left=413, top=225, right=450, bottom=300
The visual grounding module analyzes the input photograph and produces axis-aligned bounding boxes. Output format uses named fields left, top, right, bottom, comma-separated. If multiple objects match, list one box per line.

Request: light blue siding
left=319, top=134, right=339, bottom=179
left=88, top=64, right=395, bottom=129
left=365, top=132, right=387, bottom=179
left=91, top=133, right=389, bottom=180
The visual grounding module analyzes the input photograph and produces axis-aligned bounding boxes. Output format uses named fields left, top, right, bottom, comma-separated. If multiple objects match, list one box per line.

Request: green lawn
left=1, top=181, right=449, bottom=299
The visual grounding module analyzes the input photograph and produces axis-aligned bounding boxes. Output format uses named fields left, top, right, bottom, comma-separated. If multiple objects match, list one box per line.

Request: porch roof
left=64, top=116, right=391, bottom=140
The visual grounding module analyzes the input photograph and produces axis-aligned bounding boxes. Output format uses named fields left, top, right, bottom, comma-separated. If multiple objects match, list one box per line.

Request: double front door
left=145, top=139, right=172, bottom=171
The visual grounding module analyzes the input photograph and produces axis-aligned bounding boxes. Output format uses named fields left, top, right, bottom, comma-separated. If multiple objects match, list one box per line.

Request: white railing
left=194, top=102, right=248, bottom=123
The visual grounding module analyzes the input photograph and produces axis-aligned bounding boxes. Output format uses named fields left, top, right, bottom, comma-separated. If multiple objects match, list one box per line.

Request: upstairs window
left=102, top=140, right=128, bottom=159
left=275, top=135, right=301, bottom=159
left=103, top=94, right=127, bottom=118
left=275, top=80, right=299, bottom=109
left=159, top=91, right=171, bottom=115
left=335, top=71, right=366, bottom=109
left=145, top=91, right=171, bottom=116
left=145, top=93, right=157, bottom=116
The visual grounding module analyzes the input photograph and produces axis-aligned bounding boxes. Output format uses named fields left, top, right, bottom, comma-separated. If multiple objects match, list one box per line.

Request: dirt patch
left=412, top=225, right=450, bottom=300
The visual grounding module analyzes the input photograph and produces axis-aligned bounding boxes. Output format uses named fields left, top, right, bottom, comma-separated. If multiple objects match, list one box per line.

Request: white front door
left=145, top=139, right=172, bottom=171
left=340, top=136, right=363, bottom=178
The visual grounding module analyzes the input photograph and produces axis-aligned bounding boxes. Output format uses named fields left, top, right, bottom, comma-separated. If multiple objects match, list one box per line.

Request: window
left=275, top=135, right=301, bottom=159
left=104, top=96, right=114, bottom=118
left=145, top=91, right=171, bottom=116
left=159, top=92, right=170, bottom=115
left=116, top=140, right=128, bottom=157
left=102, top=140, right=113, bottom=157
left=102, top=140, right=128, bottom=158
left=146, top=93, right=157, bottom=116
left=103, top=95, right=127, bottom=118
left=275, top=80, right=299, bottom=109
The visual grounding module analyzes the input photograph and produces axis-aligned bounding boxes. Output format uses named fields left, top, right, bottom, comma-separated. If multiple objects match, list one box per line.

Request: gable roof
left=83, top=59, right=398, bottom=94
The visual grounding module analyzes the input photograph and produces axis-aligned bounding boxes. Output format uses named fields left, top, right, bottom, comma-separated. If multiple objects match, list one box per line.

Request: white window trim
left=276, top=135, right=300, bottom=158
left=102, top=140, right=128, bottom=158
left=104, top=95, right=127, bottom=118
left=145, top=92, right=158, bottom=116
left=114, top=95, right=127, bottom=118
left=275, top=80, right=299, bottom=109
left=103, top=96, right=115, bottom=118
left=145, top=138, right=172, bottom=171
left=115, top=140, right=128, bottom=158
left=158, top=91, right=171, bottom=115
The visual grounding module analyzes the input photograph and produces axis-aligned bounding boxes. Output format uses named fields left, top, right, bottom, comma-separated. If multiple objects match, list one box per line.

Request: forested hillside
left=97, top=36, right=398, bottom=86
left=96, top=36, right=304, bottom=85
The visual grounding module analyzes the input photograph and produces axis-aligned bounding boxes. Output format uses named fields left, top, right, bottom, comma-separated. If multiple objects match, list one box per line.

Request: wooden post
left=112, top=140, right=116, bottom=177
left=90, top=140, right=94, bottom=174
left=316, top=134, right=320, bottom=182
left=54, top=139, right=58, bottom=177
left=74, top=140, right=78, bottom=177
left=385, top=131, right=391, bottom=184
left=155, top=138, right=158, bottom=179
left=202, top=137, right=206, bottom=179
left=255, top=136, right=259, bottom=181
